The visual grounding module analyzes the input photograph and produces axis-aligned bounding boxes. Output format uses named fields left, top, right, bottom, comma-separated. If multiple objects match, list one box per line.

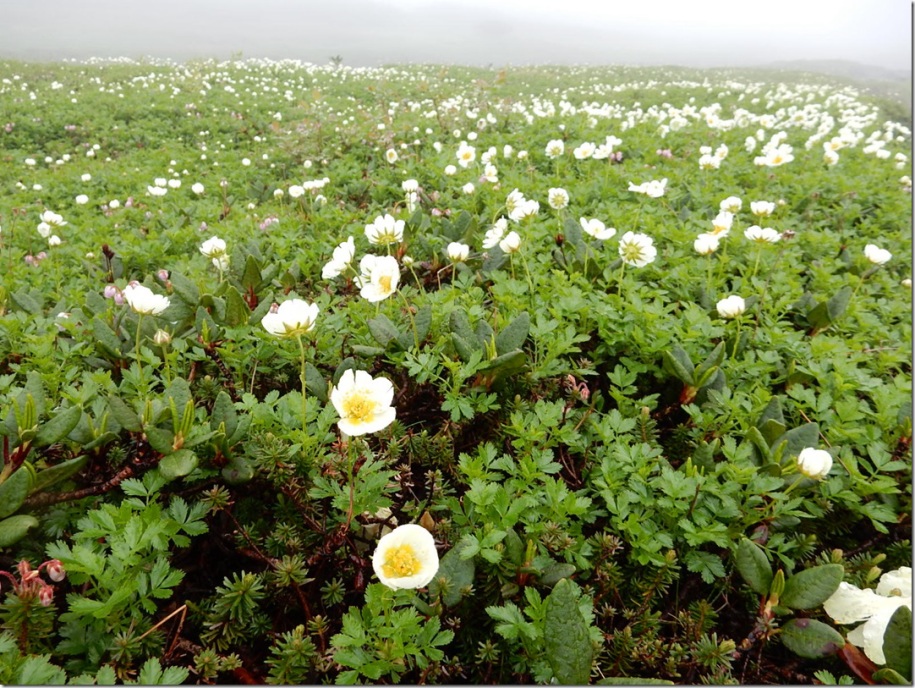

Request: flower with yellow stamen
left=330, top=369, right=396, bottom=436
left=372, top=524, right=439, bottom=590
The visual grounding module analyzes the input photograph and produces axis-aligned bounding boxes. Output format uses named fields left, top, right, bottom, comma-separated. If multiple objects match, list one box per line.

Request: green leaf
left=882, top=605, right=912, bottom=679
left=158, top=449, right=198, bottom=480
left=0, top=514, right=40, bottom=547
left=0, top=468, right=32, bottom=518
left=495, top=311, right=530, bottom=355
left=211, top=391, right=238, bottom=437
left=16, top=655, right=67, bottom=685
left=11, top=289, right=43, bottom=315
left=539, top=562, right=576, bottom=586
left=779, top=618, right=844, bottom=658
left=696, top=341, right=726, bottom=378
left=92, top=317, right=124, bottom=357
left=224, top=285, right=251, bottom=326
left=872, top=668, right=910, bottom=685
left=780, top=564, right=844, bottom=609
left=29, top=455, right=88, bottom=494
left=222, top=455, right=255, bottom=485
left=429, top=544, right=476, bottom=607
left=367, top=314, right=401, bottom=348
left=33, top=405, right=82, bottom=447
left=662, top=345, right=696, bottom=385
left=735, top=538, right=773, bottom=595
left=168, top=271, right=200, bottom=305
left=451, top=333, right=478, bottom=362
left=145, top=427, right=175, bottom=455
left=448, top=309, right=477, bottom=345
left=108, top=395, right=142, bottom=433
left=305, top=363, right=328, bottom=403
left=544, top=578, right=593, bottom=685
left=413, top=304, right=433, bottom=343
left=771, top=422, right=820, bottom=465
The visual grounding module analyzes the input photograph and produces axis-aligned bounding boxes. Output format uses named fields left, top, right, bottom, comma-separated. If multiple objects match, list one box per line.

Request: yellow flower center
left=382, top=543, right=421, bottom=578
left=621, top=243, right=644, bottom=262
left=342, top=391, right=377, bottom=425
left=377, top=275, right=393, bottom=294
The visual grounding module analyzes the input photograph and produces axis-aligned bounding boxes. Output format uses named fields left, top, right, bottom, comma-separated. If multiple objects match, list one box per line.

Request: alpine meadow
left=0, top=57, right=911, bottom=685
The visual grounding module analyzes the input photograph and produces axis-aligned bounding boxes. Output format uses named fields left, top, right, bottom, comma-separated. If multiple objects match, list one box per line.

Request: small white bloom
left=385, top=148, right=398, bottom=164
left=499, top=231, right=521, bottom=254
left=694, top=233, right=720, bottom=255
left=456, top=142, right=476, bottom=168
left=719, top=196, right=742, bottom=213
left=200, top=236, right=227, bottom=258
left=148, top=186, right=168, bottom=197
left=628, top=178, right=668, bottom=198
left=744, top=226, right=780, bottom=244
left=192, top=182, right=205, bottom=194
left=81, top=173, right=92, bottom=182
left=288, top=185, right=305, bottom=198
left=796, top=447, right=833, bottom=480
left=123, top=282, right=171, bottom=316
left=331, top=369, right=397, bottom=437
left=260, top=298, right=319, bottom=338
left=547, top=187, right=569, bottom=210
left=716, top=295, right=745, bottom=319
left=48, top=235, right=61, bottom=247
left=864, top=244, right=892, bottom=265
left=580, top=217, right=616, bottom=241
left=573, top=142, right=595, bottom=159
left=618, top=231, right=657, bottom=267
left=322, top=236, right=356, bottom=279
left=75, top=194, right=89, bottom=205
left=154, top=177, right=167, bottom=188
left=462, top=182, right=475, bottom=194
left=750, top=201, right=776, bottom=217
left=482, top=219, right=507, bottom=250
left=446, top=241, right=470, bottom=262
left=545, top=139, right=565, bottom=158
left=167, top=178, right=182, bottom=188
left=372, top=523, right=439, bottom=590
left=402, top=179, right=419, bottom=193
left=444, top=164, right=457, bottom=176
left=356, top=254, right=400, bottom=302
left=365, top=214, right=405, bottom=246
left=823, top=567, right=912, bottom=665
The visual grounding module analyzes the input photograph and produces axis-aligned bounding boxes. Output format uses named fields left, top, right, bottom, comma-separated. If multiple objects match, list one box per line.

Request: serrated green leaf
left=224, top=285, right=251, bottom=326
left=495, top=311, right=530, bottom=355
left=780, top=564, right=844, bottom=609
left=449, top=309, right=477, bottom=345
left=413, top=304, right=432, bottom=342
left=11, top=289, right=43, bottom=315
left=0, top=514, right=40, bottom=547
left=779, top=618, right=844, bottom=658
left=544, top=578, right=592, bottom=684
left=92, top=317, right=124, bottom=357
left=882, top=605, right=912, bottom=679
left=33, top=405, right=82, bottom=447
left=168, top=271, right=200, bottom=305
left=735, top=538, right=773, bottom=595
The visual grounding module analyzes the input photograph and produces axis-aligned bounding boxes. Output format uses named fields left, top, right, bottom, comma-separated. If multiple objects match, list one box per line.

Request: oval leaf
left=544, top=578, right=593, bottom=685
left=0, top=514, right=40, bottom=548
left=780, top=618, right=844, bottom=658
left=735, top=538, right=773, bottom=596
left=780, top=564, right=844, bottom=610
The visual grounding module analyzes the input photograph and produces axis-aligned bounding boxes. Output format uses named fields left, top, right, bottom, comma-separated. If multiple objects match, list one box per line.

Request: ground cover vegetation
left=0, top=57, right=911, bottom=684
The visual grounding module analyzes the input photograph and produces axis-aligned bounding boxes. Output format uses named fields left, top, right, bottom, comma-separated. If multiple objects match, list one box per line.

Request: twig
left=22, top=464, right=135, bottom=508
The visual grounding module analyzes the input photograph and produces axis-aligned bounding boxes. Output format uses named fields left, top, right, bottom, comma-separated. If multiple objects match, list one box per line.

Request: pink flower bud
left=157, top=269, right=170, bottom=282
left=46, top=559, right=65, bottom=582
left=103, top=285, right=118, bottom=299
left=39, top=585, right=54, bottom=607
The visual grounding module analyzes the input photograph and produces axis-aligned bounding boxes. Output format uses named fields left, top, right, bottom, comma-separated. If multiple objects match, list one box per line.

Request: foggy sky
left=1, top=0, right=911, bottom=73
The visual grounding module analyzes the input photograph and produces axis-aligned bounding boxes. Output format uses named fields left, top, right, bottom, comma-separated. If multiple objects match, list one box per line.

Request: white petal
left=824, top=583, right=880, bottom=624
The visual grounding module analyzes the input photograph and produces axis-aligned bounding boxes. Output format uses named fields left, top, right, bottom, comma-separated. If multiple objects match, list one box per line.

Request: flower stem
left=297, top=335, right=308, bottom=444
left=617, top=261, right=626, bottom=297
left=135, top=313, right=145, bottom=395
left=731, top=317, right=742, bottom=360
left=398, top=291, right=419, bottom=348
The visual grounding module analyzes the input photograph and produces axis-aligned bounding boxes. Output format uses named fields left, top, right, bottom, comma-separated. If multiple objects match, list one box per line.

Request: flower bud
left=46, top=559, right=66, bottom=582
left=39, top=585, right=54, bottom=607
left=153, top=329, right=172, bottom=346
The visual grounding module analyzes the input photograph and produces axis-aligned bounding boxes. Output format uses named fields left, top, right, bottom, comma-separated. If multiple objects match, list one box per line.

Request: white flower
left=75, top=194, right=89, bottom=205
left=372, top=523, right=438, bottom=590
left=482, top=218, right=507, bottom=250
left=716, top=295, right=745, bottom=319
left=365, top=214, right=404, bottom=246
left=618, top=231, right=657, bottom=267
left=322, top=236, right=356, bottom=279
left=547, top=187, right=570, bottom=210
left=446, top=241, right=470, bottom=262
left=109, top=199, right=120, bottom=209
left=545, top=139, right=565, bottom=158
left=462, top=182, right=475, bottom=194
left=148, top=186, right=168, bottom=197
left=864, top=244, right=892, bottom=265
left=699, top=154, right=721, bottom=170
left=356, top=254, right=400, bottom=302
left=40, top=210, right=67, bottom=227
left=385, top=148, right=398, bottom=164
left=796, top=447, right=833, bottom=480
left=694, top=233, right=720, bottom=255
left=824, top=567, right=912, bottom=664
left=628, top=178, right=668, bottom=198
left=750, top=201, right=776, bottom=217
left=499, top=231, right=521, bottom=254
left=288, top=185, right=305, bottom=198
left=580, top=217, right=616, bottom=241
left=573, top=142, right=595, bottom=159
left=444, top=164, right=457, bottom=176
left=154, top=177, right=167, bottom=188
left=212, top=255, right=230, bottom=271
left=192, top=182, right=205, bottom=194
left=167, top=178, right=182, bottom=188
left=199, top=236, right=227, bottom=258
left=48, top=235, right=61, bottom=247
left=123, top=282, right=171, bottom=316
left=260, top=298, right=319, bottom=338
left=456, top=142, right=476, bottom=168
left=36, top=222, right=52, bottom=238
left=81, top=173, right=92, bottom=182
left=744, top=226, right=781, bottom=244
left=720, top=196, right=742, bottom=213
left=331, top=369, right=396, bottom=437
left=823, top=149, right=840, bottom=165
left=402, top=179, right=419, bottom=193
